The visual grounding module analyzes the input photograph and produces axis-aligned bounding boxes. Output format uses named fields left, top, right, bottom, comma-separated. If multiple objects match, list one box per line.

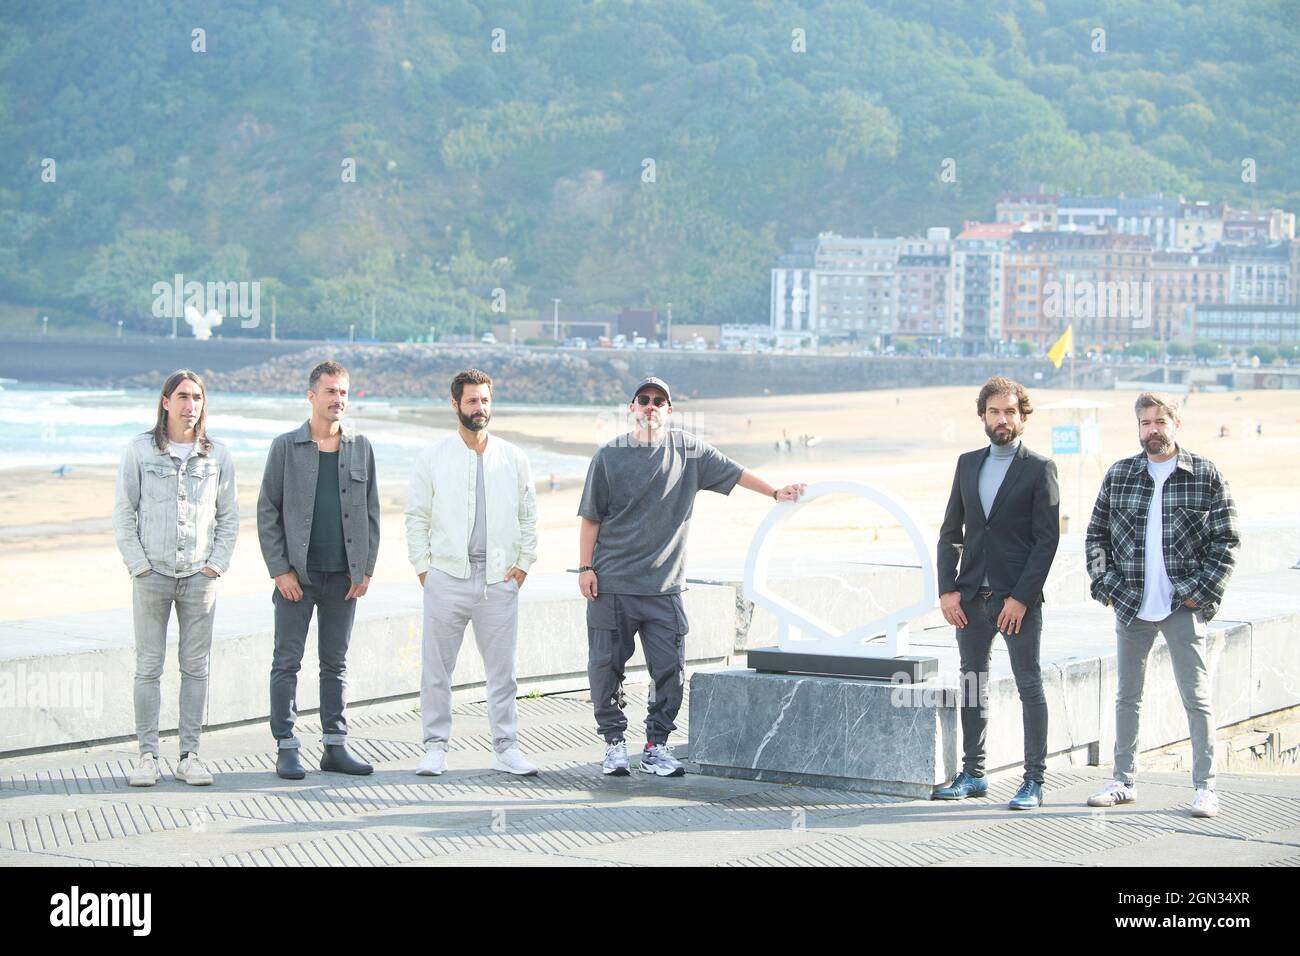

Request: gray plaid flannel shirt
left=1085, top=447, right=1239, bottom=625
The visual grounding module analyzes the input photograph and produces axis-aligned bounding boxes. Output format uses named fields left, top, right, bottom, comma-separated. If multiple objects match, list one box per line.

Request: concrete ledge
left=0, top=574, right=736, bottom=754
left=5, top=520, right=1297, bottom=758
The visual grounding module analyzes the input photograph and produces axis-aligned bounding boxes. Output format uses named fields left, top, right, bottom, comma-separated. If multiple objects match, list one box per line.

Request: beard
left=458, top=409, right=490, bottom=432
left=635, top=410, right=665, bottom=431
left=984, top=420, right=1023, bottom=446
left=1143, top=434, right=1173, bottom=456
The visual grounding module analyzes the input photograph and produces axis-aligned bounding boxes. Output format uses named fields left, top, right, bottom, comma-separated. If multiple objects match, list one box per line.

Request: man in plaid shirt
left=1085, top=392, right=1239, bottom=819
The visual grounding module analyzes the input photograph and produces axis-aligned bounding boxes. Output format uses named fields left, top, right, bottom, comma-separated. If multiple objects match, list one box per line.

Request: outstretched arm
left=736, top=469, right=806, bottom=502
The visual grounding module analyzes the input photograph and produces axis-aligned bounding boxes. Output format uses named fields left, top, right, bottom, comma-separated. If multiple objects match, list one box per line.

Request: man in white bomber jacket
left=404, top=368, right=539, bottom=777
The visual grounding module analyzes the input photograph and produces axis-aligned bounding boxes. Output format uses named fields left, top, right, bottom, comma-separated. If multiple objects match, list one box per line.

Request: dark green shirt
left=307, top=451, right=348, bottom=572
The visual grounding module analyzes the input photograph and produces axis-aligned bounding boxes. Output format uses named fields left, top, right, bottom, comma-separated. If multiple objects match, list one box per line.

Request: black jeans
left=956, top=592, right=1048, bottom=783
left=270, top=570, right=358, bottom=749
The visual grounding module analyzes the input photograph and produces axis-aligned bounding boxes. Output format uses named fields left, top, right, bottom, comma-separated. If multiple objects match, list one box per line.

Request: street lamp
left=552, top=298, right=560, bottom=343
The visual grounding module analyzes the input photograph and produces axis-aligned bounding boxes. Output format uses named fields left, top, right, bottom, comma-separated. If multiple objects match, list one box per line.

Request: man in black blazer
left=933, top=377, right=1061, bottom=809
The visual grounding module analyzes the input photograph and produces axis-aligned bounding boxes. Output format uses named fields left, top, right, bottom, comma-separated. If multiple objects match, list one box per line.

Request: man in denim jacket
left=112, top=369, right=238, bottom=788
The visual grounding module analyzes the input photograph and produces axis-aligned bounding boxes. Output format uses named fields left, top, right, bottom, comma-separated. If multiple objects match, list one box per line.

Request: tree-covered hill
left=2, top=0, right=1296, bottom=338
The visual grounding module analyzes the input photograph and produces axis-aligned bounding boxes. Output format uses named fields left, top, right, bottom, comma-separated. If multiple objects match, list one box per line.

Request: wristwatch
left=578, top=565, right=596, bottom=573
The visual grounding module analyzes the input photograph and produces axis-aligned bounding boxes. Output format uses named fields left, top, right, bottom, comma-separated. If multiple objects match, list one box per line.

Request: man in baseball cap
left=576, top=376, right=805, bottom=777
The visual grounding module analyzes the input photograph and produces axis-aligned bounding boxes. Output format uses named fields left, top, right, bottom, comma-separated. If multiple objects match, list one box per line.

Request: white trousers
left=420, top=564, right=520, bottom=753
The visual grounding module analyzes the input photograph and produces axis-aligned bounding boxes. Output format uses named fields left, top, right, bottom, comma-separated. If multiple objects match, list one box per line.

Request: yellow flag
left=1047, top=324, right=1073, bottom=369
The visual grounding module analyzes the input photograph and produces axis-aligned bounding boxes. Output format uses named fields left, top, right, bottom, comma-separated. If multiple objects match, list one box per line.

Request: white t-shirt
left=1137, top=455, right=1179, bottom=621
left=169, top=441, right=195, bottom=461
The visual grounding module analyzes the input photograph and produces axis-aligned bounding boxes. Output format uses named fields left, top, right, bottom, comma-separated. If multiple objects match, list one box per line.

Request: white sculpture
left=743, top=481, right=938, bottom=658
left=184, top=304, right=223, bottom=340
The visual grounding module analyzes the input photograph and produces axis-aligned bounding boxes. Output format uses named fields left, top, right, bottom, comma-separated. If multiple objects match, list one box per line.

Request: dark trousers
left=956, top=591, right=1048, bottom=783
left=586, top=592, right=688, bottom=746
left=270, top=570, right=357, bottom=749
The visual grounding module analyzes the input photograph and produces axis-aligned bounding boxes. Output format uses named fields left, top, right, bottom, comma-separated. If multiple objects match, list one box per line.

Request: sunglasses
left=635, top=394, right=669, bottom=407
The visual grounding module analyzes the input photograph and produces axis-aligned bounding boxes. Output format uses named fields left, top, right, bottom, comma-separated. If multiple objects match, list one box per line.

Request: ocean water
left=0, top=382, right=592, bottom=484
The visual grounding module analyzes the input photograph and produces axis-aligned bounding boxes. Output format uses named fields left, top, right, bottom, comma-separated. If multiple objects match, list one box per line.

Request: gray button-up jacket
left=112, top=432, right=240, bottom=577
left=256, top=420, right=381, bottom=586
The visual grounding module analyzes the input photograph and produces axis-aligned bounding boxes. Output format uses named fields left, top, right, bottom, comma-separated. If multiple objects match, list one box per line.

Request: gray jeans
left=132, top=571, right=217, bottom=756
left=420, top=564, right=520, bottom=753
left=586, top=592, right=688, bottom=746
left=1114, top=606, right=1216, bottom=790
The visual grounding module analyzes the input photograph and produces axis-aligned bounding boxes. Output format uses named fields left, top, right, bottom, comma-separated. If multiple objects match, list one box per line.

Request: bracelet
left=772, top=489, right=779, bottom=501
left=578, top=565, right=596, bottom=573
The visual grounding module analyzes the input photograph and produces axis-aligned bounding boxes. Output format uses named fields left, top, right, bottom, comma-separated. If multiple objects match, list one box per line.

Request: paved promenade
left=2, top=684, right=1299, bottom=867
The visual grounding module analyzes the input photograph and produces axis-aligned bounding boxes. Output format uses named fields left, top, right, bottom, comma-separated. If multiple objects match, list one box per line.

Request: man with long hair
left=404, top=369, right=540, bottom=777
left=258, top=360, right=380, bottom=779
left=112, top=369, right=239, bottom=787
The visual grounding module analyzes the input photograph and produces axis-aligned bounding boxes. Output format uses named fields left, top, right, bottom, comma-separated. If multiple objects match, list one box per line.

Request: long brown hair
left=151, top=369, right=212, bottom=455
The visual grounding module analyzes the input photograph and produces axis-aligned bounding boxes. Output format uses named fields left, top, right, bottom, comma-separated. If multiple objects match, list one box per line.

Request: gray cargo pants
left=586, top=591, right=689, bottom=746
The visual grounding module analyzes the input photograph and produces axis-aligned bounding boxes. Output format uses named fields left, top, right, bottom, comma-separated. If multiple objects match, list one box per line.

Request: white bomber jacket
left=404, top=432, right=538, bottom=583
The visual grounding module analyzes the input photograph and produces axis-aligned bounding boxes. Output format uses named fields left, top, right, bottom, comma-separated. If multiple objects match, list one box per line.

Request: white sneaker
left=175, top=754, right=214, bottom=786
left=1087, top=780, right=1137, bottom=807
left=128, top=753, right=161, bottom=787
left=1191, top=788, right=1219, bottom=818
left=415, top=747, right=447, bottom=776
left=491, top=746, right=539, bottom=776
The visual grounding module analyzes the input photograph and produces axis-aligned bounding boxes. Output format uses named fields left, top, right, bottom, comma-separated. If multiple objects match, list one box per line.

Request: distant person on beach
left=934, top=376, right=1060, bottom=810
left=404, top=368, right=540, bottom=778
left=1085, top=392, right=1239, bottom=819
left=257, top=360, right=380, bottom=780
left=112, top=369, right=239, bottom=788
left=576, top=376, right=806, bottom=778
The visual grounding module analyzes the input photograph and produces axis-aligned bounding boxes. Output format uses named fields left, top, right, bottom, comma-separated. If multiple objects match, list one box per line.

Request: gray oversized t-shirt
left=577, top=429, right=744, bottom=595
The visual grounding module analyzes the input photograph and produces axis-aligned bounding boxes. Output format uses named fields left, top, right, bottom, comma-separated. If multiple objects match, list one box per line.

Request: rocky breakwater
left=125, top=344, right=1061, bottom=403
left=129, top=344, right=642, bottom=403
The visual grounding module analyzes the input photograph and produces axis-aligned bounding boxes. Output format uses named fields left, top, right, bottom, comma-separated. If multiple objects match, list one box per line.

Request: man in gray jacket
left=257, top=360, right=380, bottom=779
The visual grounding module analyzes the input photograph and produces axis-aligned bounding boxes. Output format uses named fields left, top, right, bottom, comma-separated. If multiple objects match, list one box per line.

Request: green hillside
left=2, top=0, right=1296, bottom=338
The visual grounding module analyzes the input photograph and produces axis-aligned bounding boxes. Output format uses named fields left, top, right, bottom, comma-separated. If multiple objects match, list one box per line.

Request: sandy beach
left=2, top=385, right=1297, bottom=622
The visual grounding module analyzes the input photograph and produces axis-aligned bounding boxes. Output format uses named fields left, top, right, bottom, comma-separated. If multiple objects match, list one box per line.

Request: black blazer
left=937, top=442, right=1061, bottom=607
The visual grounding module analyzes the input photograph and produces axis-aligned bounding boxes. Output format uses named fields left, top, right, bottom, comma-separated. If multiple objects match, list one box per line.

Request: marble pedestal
left=688, top=668, right=955, bottom=798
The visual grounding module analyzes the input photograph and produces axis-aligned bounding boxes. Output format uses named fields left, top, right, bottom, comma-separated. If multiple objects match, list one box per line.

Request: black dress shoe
left=320, top=743, right=373, bottom=775
left=276, top=749, right=307, bottom=780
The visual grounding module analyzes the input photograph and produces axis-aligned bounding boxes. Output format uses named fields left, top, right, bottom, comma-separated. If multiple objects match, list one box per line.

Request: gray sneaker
left=602, top=740, right=630, bottom=776
left=639, top=743, right=685, bottom=777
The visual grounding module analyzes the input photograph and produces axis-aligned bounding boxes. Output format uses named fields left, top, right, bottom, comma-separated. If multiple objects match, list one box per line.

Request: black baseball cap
left=633, top=376, right=672, bottom=405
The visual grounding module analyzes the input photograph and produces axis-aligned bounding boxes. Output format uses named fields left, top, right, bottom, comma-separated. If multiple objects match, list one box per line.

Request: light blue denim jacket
left=112, top=431, right=240, bottom=577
